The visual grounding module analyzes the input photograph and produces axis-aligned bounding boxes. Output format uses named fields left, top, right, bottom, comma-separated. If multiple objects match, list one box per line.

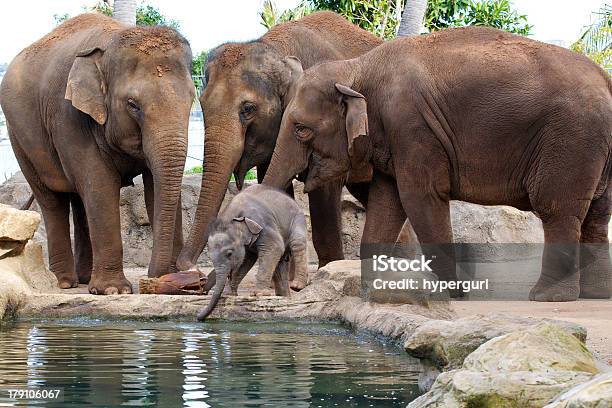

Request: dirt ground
left=452, top=300, right=612, bottom=365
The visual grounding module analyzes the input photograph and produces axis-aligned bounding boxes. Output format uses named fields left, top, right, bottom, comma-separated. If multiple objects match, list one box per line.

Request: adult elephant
left=0, top=14, right=195, bottom=294
left=263, top=27, right=612, bottom=301
left=176, top=12, right=382, bottom=273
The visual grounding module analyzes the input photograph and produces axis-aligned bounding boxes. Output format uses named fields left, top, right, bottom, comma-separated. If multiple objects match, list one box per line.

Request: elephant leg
left=9, top=141, right=77, bottom=288
left=289, top=217, right=309, bottom=291
left=71, top=194, right=92, bottom=284
left=41, top=191, right=77, bottom=289
left=527, top=129, right=602, bottom=301
left=529, top=216, right=582, bottom=301
left=309, top=180, right=344, bottom=267
left=579, top=187, right=611, bottom=299
left=252, top=245, right=284, bottom=296
left=79, top=174, right=131, bottom=295
left=394, top=153, right=458, bottom=293
left=273, top=256, right=291, bottom=297
left=229, top=252, right=257, bottom=296
left=360, top=171, right=407, bottom=260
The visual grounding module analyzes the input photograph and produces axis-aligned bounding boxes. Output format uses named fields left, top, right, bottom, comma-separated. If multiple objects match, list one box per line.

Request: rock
left=545, top=371, right=612, bottom=408
left=0, top=203, right=40, bottom=242
left=0, top=238, right=57, bottom=320
left=404, top=314, right=587, bottom=369
left=0, top=241, right=58, bottom=293
left=451, top=201, right=543, bottom=244
left=313, top=260, right=361, bottom=296
left=409, top=324, right=599, bottom=408
left=464, top=323, right=598, bottom=374
left=410, top=369, right=594, bottom=408
left=0, top=269, right=31, bottom=321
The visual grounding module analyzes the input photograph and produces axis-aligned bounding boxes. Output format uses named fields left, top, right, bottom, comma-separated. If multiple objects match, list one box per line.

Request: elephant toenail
left=105, top=287, right=119, bottom=295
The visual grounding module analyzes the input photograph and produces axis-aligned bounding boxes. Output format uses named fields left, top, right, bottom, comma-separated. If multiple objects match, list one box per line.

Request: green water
left=0, top=320, right=422, bottom=407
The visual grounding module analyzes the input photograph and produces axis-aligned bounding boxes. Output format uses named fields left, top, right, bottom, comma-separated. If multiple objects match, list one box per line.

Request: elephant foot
left=579, top=284, right=611, bottom=299
left=529, top=274, right=579, bottom=302
left=88, top=275, right=133, bottom=295
left=290, top=280, right=307, bottom=291
left=579, top=262, right=611, bottom=299
left=57, top=274, right=79, bottom=289
left=251, top=287, right=275, bottom=297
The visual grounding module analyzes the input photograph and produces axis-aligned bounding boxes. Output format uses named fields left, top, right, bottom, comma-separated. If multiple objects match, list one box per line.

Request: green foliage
left=136, top=4, right=180, bottom=30
left=192, top=51, right=208, bottom=77
left=56, top=1, right=180, bottom=30
left=425, top=0, right=532, bottom=35
left=261, top=0, right=531, bottom=38
left=53, top=13, right=71, bottom=25
left=260, top=0, right=402, bottom=39
left=184, top=166, right=258, bottom=183
left=184, top=165, right=203, bottom=174
left=260, top=0, right=315, bottom=29
left=571, top=5, right=611, bottom=73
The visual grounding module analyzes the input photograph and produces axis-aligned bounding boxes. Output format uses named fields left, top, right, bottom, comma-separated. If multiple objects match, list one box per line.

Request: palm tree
left=113, top=0, right=137, bottom=26
left=397, top=0, right=428, bottom=37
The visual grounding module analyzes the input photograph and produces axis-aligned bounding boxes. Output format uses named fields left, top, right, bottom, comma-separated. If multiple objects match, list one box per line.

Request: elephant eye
left=294, top=124, right=313, bottom=142
left=226, top=249, right=233, bottom=259
left=127, top=99, right=140, bottom=113
left=240, top=102, right=257, bottom=120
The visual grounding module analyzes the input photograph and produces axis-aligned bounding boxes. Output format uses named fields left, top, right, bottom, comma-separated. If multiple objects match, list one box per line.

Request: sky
left=0, top=0, right=609, bottom=63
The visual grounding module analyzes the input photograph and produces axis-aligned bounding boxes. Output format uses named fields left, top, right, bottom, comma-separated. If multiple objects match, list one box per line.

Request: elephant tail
left=20, top=194, right=35, bottom=211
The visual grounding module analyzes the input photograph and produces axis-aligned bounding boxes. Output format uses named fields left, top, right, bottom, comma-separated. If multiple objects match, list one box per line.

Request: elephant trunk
left=262, top=124, right=310, bottom=189
left=144, top=126, right=187, bottom=278
left=176, top=122, right=244, bottom=271
left=197, top=266, right=228, bottom=321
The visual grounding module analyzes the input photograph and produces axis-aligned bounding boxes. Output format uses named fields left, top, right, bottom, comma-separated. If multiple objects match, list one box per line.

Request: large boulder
left=404, top=314, right=587, bottom=369
left=409, top=324, right=599, bottom=408
left=0, top=203, right=57, bottom=320
left=0, top=203, right=40, bottom=242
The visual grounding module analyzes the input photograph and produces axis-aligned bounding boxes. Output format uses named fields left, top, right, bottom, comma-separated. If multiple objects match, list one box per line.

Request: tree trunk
left=113, top=0, right=137, bottom=26
left=397, top=0, right=428, bottom=37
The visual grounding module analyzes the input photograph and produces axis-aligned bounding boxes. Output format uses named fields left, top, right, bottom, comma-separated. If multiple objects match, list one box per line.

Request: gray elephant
left=0, top=14, right=194, bottom=294
left=176, top=11, right=382, bottom=274
left=197, top=184, right=308, bottom=321
left=263, top=27, right=612, bottom=301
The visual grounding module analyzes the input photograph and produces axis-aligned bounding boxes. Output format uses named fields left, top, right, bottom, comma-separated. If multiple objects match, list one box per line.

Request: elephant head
left=176, top=41, right=303, bottom=271
left=263, top=61, right=368, bottom=193
left=65, top=26, right=195, bottom=277
left=197, top=216, right=262, bottom=320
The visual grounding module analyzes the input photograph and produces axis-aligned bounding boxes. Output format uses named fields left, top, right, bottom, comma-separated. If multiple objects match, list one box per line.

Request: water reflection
left=0, top=321, right=422, bottom=407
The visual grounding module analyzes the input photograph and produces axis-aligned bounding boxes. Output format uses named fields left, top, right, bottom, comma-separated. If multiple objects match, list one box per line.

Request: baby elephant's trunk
left=197, top=268, right=227, bottom=321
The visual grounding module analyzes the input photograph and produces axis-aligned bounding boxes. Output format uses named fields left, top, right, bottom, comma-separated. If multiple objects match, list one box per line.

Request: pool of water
left=0, top=320, right=423, bottom=407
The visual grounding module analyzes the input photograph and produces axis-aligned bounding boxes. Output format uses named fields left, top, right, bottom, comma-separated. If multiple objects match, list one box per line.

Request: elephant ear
left=335, top=83, right=368, bottom=157
left=281, top=56, right=303, bottom=104
left=65, top=47, right=107, bottom=125
left=233, top=216, right=263, bottom=245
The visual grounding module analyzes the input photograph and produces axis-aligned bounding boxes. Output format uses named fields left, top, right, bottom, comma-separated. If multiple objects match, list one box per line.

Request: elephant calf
left=197, top=184, right=308, bottom=321
left=264, top=26, right=612, bottom=302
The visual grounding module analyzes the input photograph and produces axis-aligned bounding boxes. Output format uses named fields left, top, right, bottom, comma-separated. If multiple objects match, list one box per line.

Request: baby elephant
left=197, top=184, right=308, bottom=321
